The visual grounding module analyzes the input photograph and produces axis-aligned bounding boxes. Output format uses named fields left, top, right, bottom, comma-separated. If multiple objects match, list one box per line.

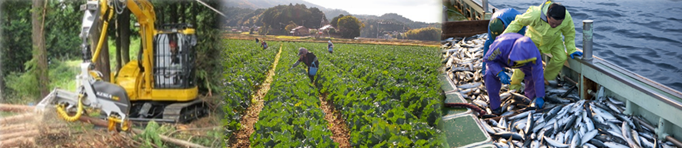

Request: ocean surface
left=488, top=0, right=682, bottom=92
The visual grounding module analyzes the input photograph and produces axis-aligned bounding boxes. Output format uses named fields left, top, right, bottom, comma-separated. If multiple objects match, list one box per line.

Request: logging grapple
left=35, top=0, right=207, bottom=131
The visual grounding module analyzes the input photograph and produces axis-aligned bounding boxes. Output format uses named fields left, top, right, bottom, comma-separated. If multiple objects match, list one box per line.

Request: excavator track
left=127, top=99, right=208, bottom=124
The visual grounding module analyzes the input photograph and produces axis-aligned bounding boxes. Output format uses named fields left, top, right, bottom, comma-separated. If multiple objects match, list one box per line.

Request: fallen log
left=0, top=124, right=67, bottom=134
left=0, top=104, right=35, bottom=113
left=0, top=113, right=36, bottom=125
left=0, top=104, right=209, bottom=148
left=0, top=136, right=35, bottom=148
left=0, top=129, right=39, bottom=140
left=79, top=116, right=209, bottom=148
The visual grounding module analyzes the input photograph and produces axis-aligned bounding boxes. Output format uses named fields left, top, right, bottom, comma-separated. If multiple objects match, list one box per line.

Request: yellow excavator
left=35, top=0, right=206, bottom=131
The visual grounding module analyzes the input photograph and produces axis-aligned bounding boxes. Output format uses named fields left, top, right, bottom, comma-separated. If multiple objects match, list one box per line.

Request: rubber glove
left=498, top=72, right=511, bottom=84
left=535, top=97, right=545, bottom=109
left=570, top=51, right=583, bottom=59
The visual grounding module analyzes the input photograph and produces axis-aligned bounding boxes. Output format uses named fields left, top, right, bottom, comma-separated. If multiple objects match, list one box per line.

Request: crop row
left=287, top=42, right=445, bottom=147
left=249, top=43, right=336, bottom=147
left=221, top=39, right=279, bottom=137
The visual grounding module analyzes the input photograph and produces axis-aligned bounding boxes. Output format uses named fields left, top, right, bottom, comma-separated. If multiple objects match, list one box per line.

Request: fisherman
left=327, top=40, right=334, bottom=53
left=261, top=40, right=268, bottom=50
left=502, top=1, right=583, bottom=91
left=483, top=33, right=545, bottom=114
left=292, top=47, right=320, bottom=83
left=482, top=8, right=527, bottom=73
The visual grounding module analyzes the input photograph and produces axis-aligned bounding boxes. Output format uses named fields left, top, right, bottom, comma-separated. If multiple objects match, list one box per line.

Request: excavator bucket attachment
left=35, top=88, right=79, bottom=113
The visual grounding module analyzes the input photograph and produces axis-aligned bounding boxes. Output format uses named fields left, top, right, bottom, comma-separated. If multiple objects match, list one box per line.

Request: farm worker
left=482, top=8, right=527, bottom=73
left=292, top=47, right=320, bottom=83
left=327, top=40, right=334, bottom=53
left=255, top=38, right=259, bottom=43
left=261, top=40, right=268, bottom=49
left=503, top=1, right=583, bottom=90
left=483, top=33, right=545, bottom=114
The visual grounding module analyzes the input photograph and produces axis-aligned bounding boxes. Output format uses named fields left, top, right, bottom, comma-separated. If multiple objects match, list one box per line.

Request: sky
left=303, top=0, right=442, bottom=23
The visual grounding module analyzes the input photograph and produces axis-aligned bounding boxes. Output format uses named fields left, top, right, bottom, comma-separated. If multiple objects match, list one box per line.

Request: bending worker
left=503, top=1, right=582, bottom=90
left=482, top=8, right=527, bottom=73
left=261, top=40, right=268, bottom=49
left=483, top=33, right=545, bottom=114
left=292, top=47, right=320, bottom=83
left=327, top=40, right=334, bottom=53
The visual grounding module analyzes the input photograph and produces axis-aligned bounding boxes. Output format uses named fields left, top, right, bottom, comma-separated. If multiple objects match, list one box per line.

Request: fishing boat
left=439, top=1, right=682, bottom=147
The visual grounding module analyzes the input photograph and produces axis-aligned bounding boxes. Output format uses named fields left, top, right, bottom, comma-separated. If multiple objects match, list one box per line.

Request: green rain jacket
left=502, top=1, right=577, bottom=55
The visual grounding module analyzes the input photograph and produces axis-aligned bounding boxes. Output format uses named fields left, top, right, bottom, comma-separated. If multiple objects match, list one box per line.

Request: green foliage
left=281, top=42, right=444, bottom=147
left=249, top=43, right=336, bottom=147
left=259, top=4, right=327, bottom=35
left=404, top=27, right=442, bottom=41
left=4, top=59, right=80, bottom=103
left=220, top=40, right=278, bottom=141
left=337, top=15, right=364, bottom=38
left=284, top=21, right=298, bottom=32
left=330, top=14, right=344, bottom=28
left=1, top=1, right=34, bottom=74
left=360, top=19, right=407, bottom=38
left=137, top=121, right=165, bottom=147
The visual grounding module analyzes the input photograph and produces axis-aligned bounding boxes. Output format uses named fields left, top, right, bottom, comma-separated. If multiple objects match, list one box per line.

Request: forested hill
left=223, top=0, right=440, bottom=29
left=224, top=0, right=325, bottom=11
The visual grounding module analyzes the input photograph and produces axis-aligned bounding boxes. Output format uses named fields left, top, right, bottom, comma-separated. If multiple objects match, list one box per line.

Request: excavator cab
left=123, top=24, right=206, bottom=123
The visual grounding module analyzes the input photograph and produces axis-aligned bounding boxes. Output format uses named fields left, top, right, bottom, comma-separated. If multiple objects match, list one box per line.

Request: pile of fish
left=441, top=34, right=679, bottom=148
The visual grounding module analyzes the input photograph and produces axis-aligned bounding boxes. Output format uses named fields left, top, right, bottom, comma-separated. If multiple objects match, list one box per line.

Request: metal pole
left=633, top=117, right=682, bottom=148
left=582, top=20, right=594, bottom=60
left=482, top=0, right=488, bottom=13
left=443, top=5, right=448, bottom=23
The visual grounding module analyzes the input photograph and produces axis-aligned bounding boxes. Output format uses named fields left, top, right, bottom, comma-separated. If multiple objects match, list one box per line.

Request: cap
left=298, top=47, right=308, bottom=56
left=489, top=18, right=505, bottom=40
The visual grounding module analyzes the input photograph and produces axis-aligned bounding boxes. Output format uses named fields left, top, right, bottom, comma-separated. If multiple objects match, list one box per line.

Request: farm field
left=222, top=39, right=445, bottom=147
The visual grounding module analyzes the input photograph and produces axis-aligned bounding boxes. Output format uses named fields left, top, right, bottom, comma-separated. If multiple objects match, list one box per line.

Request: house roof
left=319, top=25, right=334, bottom=30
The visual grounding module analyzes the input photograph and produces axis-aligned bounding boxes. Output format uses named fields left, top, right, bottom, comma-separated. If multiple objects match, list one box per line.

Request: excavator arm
left=34, top=0, right=156, bottom=131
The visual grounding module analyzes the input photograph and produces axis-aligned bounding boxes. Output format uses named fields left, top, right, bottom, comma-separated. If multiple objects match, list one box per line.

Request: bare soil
left=319, top=93, right=351, bottom=148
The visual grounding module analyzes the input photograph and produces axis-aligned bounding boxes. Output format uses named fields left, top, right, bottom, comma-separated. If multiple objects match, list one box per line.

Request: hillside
left=223, top=0, right=439, bottom=29
left=224, top=0, right=325, bottom=10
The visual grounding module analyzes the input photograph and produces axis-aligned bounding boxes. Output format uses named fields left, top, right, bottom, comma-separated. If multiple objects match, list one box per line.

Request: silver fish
left=481, top=119, right=497, bottom=134
left=544, top=135, right=570, bottom=148
left=640, top=136, right=655, bottom=148
left=473, top=99, right=488, bottom=108
left=632, top=129, right=641, bottom=148
left=459, top=82, right=482, bottom=89
left=622, top=122, right=640, bottom=148
left=570, top=134, right=581, bottom=148
left=608, top=97, right=624, bottom=105
left=581, top=129, right=598, bottom=145
left=509, top=110, right=535, bottom=120
left=583, top=143, right=597, bottom=148
left=604, top=142, right=629, bottom=148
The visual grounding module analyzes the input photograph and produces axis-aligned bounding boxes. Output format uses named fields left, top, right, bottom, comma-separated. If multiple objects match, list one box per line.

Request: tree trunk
left=115, top=23, right=122, bottom=71
left=32, top=0, right=49, bottom=98
left=90, top=17, right=110, bottom=82
left=169, top=2, right=177, bottom=24
left=120, top=10, right=130, bottom=65
left=181, top=2, right=186, bottom=23
left=116, top=9, right=131, bottom=70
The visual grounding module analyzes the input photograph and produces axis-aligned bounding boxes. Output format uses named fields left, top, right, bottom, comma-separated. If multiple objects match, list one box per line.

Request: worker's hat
left=489, top=18, right=505, bottom=40
left=298, top=47, right=308, bottom=56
